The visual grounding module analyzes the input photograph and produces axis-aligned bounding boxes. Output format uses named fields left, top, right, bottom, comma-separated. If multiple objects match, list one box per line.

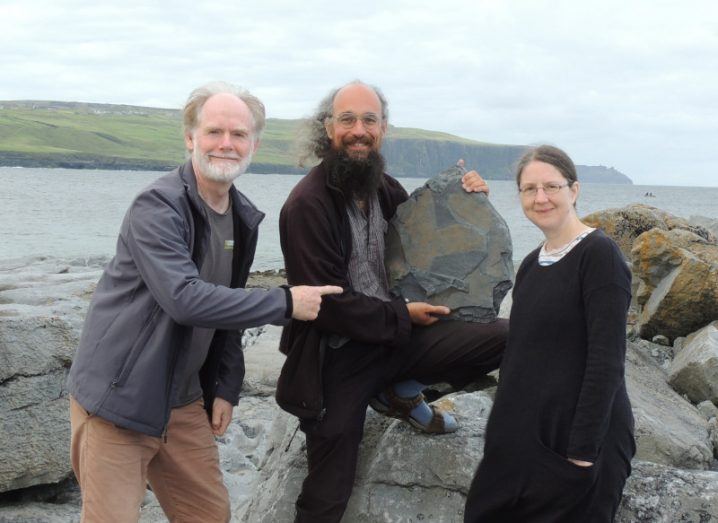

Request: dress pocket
left=517, top=439, right=600, bottom=520
left=526, top=438, right=599, bottom=505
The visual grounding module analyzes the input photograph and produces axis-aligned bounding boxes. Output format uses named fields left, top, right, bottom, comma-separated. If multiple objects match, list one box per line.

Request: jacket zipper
left=317, top=335, right=327, bottom=421
left=92, top=377, right=118, bottom=415
left=160, top=327, right=184, bottom=442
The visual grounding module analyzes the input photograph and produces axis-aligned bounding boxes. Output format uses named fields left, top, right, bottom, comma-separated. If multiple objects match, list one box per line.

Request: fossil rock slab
left=385, top=165, right=514, bottom=322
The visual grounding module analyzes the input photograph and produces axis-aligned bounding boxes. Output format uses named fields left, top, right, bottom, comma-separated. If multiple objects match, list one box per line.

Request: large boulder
left=668, top=321, right=718, bottom=405
left=0, top=315, right=77, bottom=492
left=385, top=165, right=513, bottom=322
left=240, top=392, right=494, bottom=522
left=0, top=258, right=103, bottom=493
left=710, top=418, right=718, bottom=458
left=617, top=461, right=718, bottom=522
left=625, top=340, right=713, bottom=469
left=631, top=228, right=718, bottom=341
left=240, top=386, right=717, bottom=523
left=689, top=214, right=718, bottom=239
left=582, top=204, right=715, bottom=259
left=240, top=326, right=285, bottom=397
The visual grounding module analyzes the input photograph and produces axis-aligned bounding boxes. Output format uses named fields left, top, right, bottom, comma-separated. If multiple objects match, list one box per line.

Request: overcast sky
left=2, top=1, right=717, bottom=186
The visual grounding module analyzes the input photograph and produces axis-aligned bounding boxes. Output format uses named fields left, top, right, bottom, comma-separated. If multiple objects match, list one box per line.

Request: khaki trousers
left=70, top=397, right=230, bottom=523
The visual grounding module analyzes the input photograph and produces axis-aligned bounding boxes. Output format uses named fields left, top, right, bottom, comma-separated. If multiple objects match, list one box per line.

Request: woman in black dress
left=464, top=145, right=635, bottom=522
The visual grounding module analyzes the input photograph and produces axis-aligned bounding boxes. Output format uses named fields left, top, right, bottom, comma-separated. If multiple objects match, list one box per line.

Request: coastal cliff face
left=382, top=138, right=632, bottom=183
left=0, top=101, right=632, bottom=183
left=381, top=138, right=527, bottom=179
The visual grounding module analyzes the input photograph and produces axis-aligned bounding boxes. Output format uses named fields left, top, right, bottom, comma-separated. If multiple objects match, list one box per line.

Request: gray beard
left=192, top=147, right=252, bottom=183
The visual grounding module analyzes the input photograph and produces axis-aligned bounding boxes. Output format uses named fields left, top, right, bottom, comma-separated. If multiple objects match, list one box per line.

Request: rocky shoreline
left=1, top=206, right=717, bottom=522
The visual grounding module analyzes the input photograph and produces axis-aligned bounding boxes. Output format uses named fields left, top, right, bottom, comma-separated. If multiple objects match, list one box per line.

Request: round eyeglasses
left=331, top=112, right=382, bottom=129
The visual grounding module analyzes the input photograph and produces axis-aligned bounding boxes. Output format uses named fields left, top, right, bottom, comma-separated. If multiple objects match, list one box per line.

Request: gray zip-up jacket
left=68, top=161, right=289, bottom=436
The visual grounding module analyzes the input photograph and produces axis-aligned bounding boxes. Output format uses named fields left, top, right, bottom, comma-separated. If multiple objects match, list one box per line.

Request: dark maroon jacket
left=276, top=160, right=412, bottom=419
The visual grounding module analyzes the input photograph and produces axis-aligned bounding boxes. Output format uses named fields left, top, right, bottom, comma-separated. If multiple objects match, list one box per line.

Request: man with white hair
left=68, top=81, right=340, bottom=522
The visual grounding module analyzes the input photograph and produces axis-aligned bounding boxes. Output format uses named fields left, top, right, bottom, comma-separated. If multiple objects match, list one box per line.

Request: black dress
left=465, top=230, right=635, bottom=523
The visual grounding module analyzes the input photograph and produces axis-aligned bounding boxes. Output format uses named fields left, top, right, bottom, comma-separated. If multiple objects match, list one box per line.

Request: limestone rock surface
left=617, top=461, right=718, bottom=522
left=689, top=214, right=718, bottom=239
left=669, top=321, right=718, bottom=405
left=241, top=392, right=494, bottom=522
left=0, top=257, right=286, bottom=497
left=631, top=228, right=718, bottom=341
left=625, top=341, right=714, bottom=469
left=0, top=257, right=103, bottom=493
left=697, top=400, right=718, bottom=421
left=4, top=255, right=718, bottom=520
left=582, top=203, right=716, bottom=258
left=240, top=385, right=717, bottom=523
left=385, top=165, right=513, bottom=322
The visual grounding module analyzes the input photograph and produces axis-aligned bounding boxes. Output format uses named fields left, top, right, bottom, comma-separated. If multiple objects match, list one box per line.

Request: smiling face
left=519, top=160, right=580, bottom=236
left=185, top=92, right=259, bottom=183
left=325, top=83, right=387, bottom=160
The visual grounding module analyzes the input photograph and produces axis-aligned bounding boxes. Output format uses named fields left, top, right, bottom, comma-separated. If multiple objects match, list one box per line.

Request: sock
left=383, top=380, right=457, bottom=432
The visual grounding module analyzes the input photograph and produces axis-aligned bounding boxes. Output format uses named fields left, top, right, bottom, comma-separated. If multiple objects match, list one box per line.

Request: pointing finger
left=317, top=285, right=343, bottom=296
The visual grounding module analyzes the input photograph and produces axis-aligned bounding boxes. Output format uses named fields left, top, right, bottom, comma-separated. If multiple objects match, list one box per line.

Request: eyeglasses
left=518, top=182, right=569, bottom=197
left=331, top=112, right=382, bottom=129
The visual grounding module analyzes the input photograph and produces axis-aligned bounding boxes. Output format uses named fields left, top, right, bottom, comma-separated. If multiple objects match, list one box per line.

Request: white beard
left=193, top=147, right=253, bottom=183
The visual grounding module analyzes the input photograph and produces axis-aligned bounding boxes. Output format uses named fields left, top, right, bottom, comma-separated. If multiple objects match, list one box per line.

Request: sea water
left=1, top=167, right=716, bottom=269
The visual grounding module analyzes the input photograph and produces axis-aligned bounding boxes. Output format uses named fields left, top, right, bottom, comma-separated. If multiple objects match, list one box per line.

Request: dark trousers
left=294, top=319, right=508, bottom=523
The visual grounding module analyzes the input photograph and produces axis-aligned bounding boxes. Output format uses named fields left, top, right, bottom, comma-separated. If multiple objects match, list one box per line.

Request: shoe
left=368, top=386, right=458, bottom=434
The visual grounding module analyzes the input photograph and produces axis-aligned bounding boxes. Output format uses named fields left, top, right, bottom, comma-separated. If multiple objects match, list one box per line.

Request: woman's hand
left=567, top=458, right=594, bottom=468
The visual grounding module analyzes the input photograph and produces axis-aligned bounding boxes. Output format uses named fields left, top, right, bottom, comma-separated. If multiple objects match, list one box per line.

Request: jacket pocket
left=114, top=305, right=161, bottom=387
left=276, top=325, right=326, bottom=420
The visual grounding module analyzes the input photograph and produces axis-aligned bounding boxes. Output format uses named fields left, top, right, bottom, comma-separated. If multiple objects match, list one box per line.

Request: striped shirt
left=345, top=193, right=392, bottom=301
left=538, top=228, right=596, bottom=266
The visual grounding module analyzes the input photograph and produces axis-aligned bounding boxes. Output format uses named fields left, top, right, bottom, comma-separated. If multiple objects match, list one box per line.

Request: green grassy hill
left=0, top=100, right=632, bottom=183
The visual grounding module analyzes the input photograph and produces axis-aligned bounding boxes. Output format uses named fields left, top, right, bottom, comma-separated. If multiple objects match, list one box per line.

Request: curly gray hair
left=296, top=80, right=389, bottom=167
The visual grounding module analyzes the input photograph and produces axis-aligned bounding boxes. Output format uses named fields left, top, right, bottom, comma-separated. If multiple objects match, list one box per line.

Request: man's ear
left=184, top=131, right=194, bottom=152
left=252, top=138, right=261, bottom=154
left=324, top=120, right=334, bottom=140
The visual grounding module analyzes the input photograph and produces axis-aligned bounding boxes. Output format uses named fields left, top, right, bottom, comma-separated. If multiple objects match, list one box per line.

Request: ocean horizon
left=2, top=167, right=717, bottom=269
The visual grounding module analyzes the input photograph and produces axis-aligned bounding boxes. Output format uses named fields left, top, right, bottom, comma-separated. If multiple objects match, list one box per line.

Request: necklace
left=543, top=228, right=595, bottom=255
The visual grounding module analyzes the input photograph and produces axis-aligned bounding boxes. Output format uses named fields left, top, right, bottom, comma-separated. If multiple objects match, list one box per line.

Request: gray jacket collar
left=178, top=160, right=265, bottom=231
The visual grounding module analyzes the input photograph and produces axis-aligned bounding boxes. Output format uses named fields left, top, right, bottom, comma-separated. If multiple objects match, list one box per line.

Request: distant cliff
left=0, top=100, right=632, bottom=183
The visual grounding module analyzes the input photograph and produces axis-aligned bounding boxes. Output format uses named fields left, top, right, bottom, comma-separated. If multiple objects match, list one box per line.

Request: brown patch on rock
left=583, top=204, right=716, bottom=259
left=631, top=228, right=718, bottom=341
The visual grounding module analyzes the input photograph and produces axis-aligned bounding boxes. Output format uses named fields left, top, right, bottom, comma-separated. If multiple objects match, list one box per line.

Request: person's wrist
left=281, top=285, right=293, bottom=319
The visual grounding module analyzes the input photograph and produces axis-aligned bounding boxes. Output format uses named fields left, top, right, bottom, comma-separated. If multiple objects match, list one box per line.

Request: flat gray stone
left=626, top=341, right=713, bottom=470
left=240, top=391, right=494, bottom=522
left=617, top=461, right=718, bottom=522
left=669, top=321, right=718, bottom=405
left=697, top=400, right=718, bottom=421
left=385, top=165, right=513, bottom=322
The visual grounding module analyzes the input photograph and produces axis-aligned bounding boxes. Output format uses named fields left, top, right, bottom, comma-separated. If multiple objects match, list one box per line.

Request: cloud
left=1, top=0, right=717, bottom=186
